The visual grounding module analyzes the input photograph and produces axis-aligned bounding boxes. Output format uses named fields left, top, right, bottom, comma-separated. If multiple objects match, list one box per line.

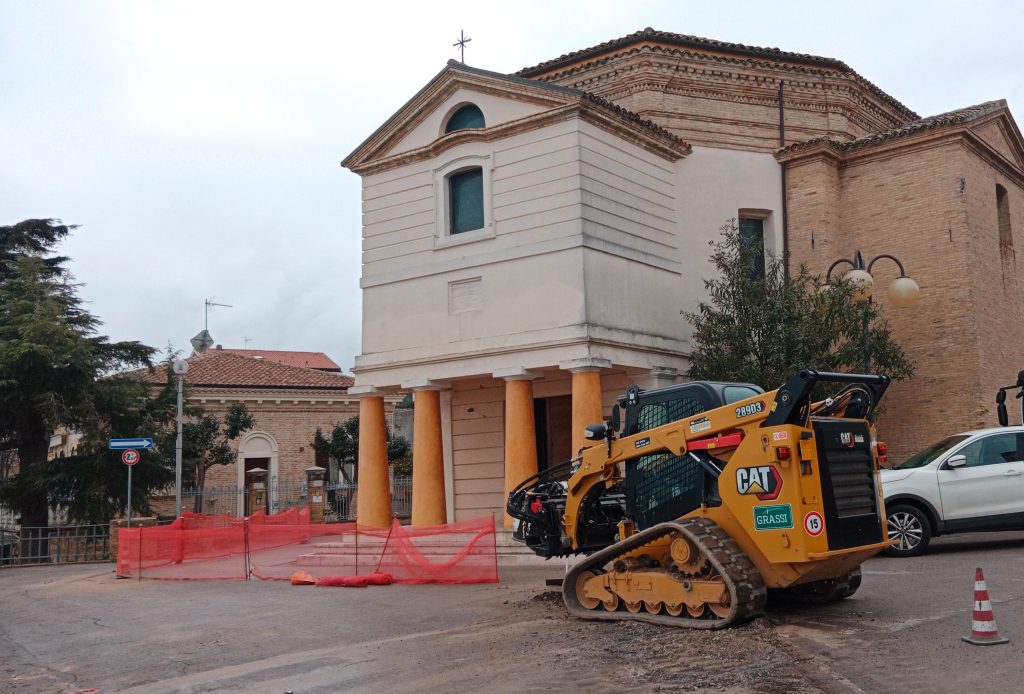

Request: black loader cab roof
left=617, top=380, right=765, bottom=436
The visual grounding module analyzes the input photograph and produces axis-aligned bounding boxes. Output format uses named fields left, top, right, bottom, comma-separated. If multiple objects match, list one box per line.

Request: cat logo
left=735, top=465, right=783, bottom=501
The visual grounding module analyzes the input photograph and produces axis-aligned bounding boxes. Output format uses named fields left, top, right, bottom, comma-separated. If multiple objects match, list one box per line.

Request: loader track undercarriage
left=564, top=518, right=767, bottom=629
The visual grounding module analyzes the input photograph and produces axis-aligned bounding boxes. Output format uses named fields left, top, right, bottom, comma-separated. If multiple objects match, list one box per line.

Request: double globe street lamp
left=826, top=250, right=920, bottom=373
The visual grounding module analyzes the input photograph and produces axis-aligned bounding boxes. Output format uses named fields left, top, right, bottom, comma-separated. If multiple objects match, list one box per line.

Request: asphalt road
left=4, top=531, right=1024, bottom=693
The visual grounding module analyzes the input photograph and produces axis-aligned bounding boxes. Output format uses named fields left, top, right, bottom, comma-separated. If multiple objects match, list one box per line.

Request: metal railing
left=175, top=477, right=413, bottom=521
left=0, top=525, right=111, bottom=566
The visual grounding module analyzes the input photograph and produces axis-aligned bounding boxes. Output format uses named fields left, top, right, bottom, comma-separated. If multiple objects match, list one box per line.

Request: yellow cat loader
left=507, top=370, right=893, bottom=628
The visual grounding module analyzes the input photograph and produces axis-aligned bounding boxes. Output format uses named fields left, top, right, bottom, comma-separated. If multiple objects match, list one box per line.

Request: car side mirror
left=611, top=405, right=621, bottom=434
left=946, top=454, right=967, bottom=469
left=995, top=391, right=1011, bottom=429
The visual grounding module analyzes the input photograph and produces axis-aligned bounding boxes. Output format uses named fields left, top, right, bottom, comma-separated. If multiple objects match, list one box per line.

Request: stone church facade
left=341, top=29, right=1024, bottom=527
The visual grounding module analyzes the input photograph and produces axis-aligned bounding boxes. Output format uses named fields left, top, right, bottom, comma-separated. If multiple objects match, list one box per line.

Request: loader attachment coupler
left=764, top=369, right=890, bottom=427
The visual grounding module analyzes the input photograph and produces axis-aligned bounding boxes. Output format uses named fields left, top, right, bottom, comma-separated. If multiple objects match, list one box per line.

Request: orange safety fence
left=117, top=508, right=498, bottom=584
left=377, top=517, right=499, bottom=584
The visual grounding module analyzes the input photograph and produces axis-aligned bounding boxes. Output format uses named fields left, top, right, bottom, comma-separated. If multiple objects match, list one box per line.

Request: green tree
left=0, top=219, right=155, bottom=526
left=156, top=402, right=255, bottom=513
left=685, top=220, right=914, bottom=390
left=312, top=415, right=410, bottom=483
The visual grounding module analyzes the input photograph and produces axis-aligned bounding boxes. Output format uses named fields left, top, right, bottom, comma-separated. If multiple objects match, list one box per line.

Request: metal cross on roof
left=453, top=29, right=471, bottom=63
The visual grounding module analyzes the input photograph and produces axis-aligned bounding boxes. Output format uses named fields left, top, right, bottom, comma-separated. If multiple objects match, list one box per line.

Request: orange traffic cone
left=963, top=567, right=1009, bottom=646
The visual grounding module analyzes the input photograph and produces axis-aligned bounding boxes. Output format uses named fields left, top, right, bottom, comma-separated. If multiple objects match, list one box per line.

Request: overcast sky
left=3, top=1, right=1021, bottom=372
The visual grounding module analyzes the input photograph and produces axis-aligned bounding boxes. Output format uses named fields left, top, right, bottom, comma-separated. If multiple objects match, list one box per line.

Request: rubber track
left=563, top=518, right=767, bottom=629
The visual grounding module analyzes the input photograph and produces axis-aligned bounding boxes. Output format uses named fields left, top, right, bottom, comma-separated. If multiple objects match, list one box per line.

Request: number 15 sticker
left=804, top=511, right=824, bottom=537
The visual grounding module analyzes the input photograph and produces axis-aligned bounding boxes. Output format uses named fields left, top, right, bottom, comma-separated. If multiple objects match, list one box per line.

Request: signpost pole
left=175, top=374, right=183, bottom=518
left=171, top=359, right=189, bottom=519
left=127, top=464, right=133, bottom=528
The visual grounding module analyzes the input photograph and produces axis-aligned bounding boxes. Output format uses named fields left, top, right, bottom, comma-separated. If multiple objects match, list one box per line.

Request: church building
left=341, top=28, right=1024, bottom=528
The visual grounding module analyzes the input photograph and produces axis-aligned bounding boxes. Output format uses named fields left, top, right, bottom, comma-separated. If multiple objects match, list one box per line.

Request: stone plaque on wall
left=449, top=277, right=482, bottom=315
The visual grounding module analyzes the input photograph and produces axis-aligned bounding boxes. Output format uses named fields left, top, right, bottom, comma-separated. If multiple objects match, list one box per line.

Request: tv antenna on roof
left=453, top=29, right=471, bottom=63
left=244, top=336, right=254, bottom=348
left=204, top=297, right=232, bottom=331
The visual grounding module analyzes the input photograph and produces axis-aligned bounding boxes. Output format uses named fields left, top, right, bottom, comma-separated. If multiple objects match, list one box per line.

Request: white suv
left=879, top=426, right=1024, bottom=556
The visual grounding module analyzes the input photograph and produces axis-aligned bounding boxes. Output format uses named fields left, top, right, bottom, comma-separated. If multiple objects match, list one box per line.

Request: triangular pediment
left=971, top=113, right=1024, bottom=170
left=342, top=62, right=580, bottom=171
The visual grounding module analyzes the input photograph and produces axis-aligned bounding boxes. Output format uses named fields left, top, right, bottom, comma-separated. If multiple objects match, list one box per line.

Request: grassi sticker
left=689, top=416, right=711, bottom=434
left=804, top=511, right=824, bottom=537
left=735, top=465, right=783, bottom=501
left=753, top=504, right=793, bottom=531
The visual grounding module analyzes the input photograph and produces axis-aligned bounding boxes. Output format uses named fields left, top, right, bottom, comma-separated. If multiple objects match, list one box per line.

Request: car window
left=897, top=435, right=969, bottom=469
left=957, top=434, right=1020, bottom=467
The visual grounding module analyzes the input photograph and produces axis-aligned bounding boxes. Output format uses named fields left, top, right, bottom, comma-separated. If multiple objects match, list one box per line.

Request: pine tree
left=0, top=219, right=155, bottom=525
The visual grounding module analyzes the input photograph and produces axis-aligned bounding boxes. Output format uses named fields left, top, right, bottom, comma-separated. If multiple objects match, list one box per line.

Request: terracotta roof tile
left=778, top=99, right=1008, bottom=157
left=217, top=349, right=341, bottom=371
left=127, top=351, right=353, bottom=390
left=519, top=27, right=852, bottom=76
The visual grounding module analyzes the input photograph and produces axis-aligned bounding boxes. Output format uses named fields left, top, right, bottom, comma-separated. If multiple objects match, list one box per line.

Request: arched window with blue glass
left=445, top=104, right=485, bottom=133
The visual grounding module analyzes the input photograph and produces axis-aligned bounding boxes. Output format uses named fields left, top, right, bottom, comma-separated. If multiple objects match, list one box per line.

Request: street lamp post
left=172, top=359, right=189, bottom=518
left=826, top=250, right=920, bottom=373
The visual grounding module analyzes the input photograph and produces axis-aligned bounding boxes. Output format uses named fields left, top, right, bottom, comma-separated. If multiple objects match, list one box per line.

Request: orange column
left=503, top=377, right=539, bottom=528
left=411, top=389, right=447, bottom=526
left=356, top=393, right=391, bottom=527
left=571, top=368, right=605, bottom=454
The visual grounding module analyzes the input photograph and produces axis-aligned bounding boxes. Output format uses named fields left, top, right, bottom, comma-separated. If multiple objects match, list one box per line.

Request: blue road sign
left=109, top=438, right=154, bottom=450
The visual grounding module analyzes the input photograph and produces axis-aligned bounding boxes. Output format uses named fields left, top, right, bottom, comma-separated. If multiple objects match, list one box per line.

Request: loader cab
left=617, top=381, right=764, bottom=437
left=616, top=381, right=764, bottom=530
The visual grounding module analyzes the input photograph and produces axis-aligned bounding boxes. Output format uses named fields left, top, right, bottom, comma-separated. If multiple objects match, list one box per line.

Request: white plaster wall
left=675, top=146, right=785, bottom=345
left=389, top=88, right=551, bottom=156
left=354, top=92, right=782, bottom=389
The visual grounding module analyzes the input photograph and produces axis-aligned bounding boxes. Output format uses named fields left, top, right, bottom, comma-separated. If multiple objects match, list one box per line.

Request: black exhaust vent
left=811, top=419, right=884, bottom=551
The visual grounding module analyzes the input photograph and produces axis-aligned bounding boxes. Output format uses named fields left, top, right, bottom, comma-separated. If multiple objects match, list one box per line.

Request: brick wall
left=533, top=47, right=913, bottom=152
left=786, top=135, right=1024, bottom=460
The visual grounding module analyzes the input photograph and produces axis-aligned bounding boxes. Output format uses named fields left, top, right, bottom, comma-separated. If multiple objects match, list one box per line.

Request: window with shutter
left=449, top=168, right=484, bottom=234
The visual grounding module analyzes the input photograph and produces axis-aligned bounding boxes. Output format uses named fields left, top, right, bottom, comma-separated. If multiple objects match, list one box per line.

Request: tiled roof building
left=135, top=350, right=398, bottom=517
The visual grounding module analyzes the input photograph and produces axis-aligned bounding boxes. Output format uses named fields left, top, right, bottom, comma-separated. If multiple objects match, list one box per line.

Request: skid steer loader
left=507, top=369, right=893, bottom=628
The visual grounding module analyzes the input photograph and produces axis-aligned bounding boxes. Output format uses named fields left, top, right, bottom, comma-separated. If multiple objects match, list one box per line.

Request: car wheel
left=884, top=504, right=932, bottom=557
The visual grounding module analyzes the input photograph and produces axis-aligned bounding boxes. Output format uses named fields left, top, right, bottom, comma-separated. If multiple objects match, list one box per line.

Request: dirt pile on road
left=509, top=589, right=820, bottom=692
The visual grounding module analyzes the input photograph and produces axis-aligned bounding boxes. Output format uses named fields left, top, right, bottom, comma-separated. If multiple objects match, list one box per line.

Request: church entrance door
left=534, top=395, right=572, bottom=471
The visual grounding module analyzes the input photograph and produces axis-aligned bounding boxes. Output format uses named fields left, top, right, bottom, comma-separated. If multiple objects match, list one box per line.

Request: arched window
left=445, top=104, right=485, bottom=133
left=449, top=167, right=484, bottom=234
left=997, top=184, right=1012, bottom=249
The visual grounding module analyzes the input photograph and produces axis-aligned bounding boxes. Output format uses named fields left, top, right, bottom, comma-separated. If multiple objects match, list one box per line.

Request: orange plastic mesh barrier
left=116, top=523, right=247, bottom=580
left=376, top=517, right=499, bottom=584
left=117, top=509, right=498, bottom=584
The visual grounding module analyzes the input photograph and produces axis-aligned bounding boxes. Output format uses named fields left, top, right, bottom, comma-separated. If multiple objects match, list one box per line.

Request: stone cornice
left=342, top=68, right=568, bottom=171
left=776, top=117, right=1024, bottom=189
left=343, top=62, right=690, bottom=175
left=348, top=101, right=690, bottom=176
left=774, top=139, right=846, bottom=166
left=353, top=330, right=688, bottom=377
left=526, top=43, right=917, bottom=124
left=562, top=52, right=908, bottom=135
